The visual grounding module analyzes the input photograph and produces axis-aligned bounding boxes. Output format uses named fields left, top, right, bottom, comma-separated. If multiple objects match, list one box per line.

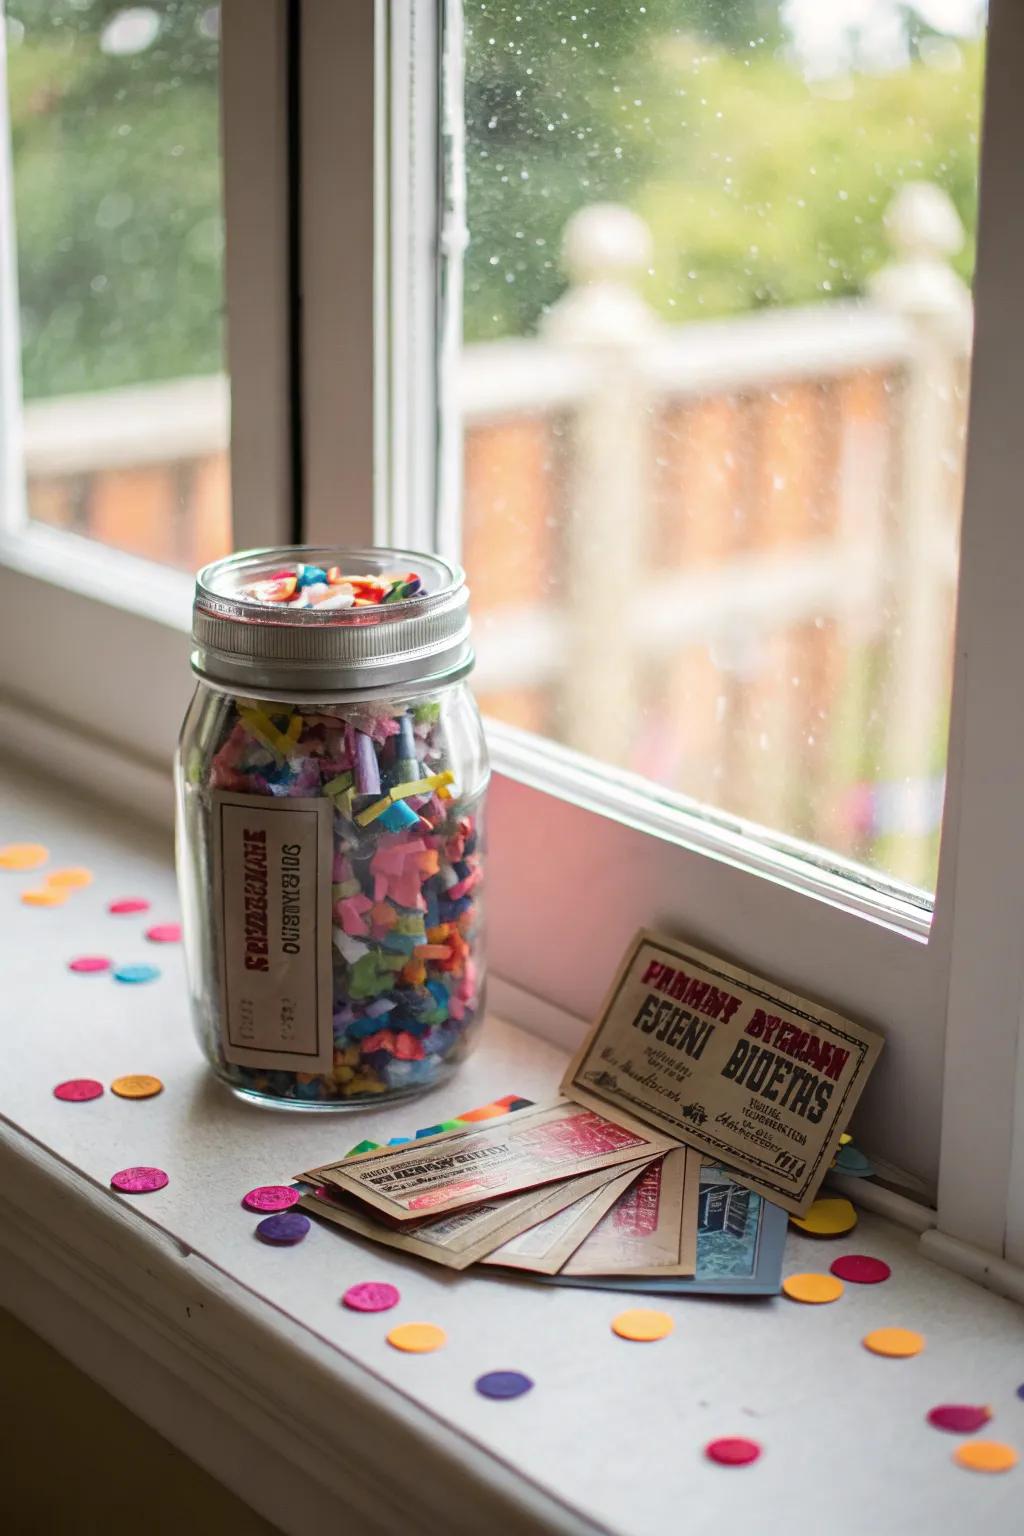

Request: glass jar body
left=175, top=678, right=488, bottom=1109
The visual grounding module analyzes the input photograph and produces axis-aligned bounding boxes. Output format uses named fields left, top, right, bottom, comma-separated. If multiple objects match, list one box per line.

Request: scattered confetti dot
left=782, top=1272, right=844, bottom=1305
left=145, top=922, right=181, bottom=944
left=46, top=867, right=93, bottom=889
left=111, top=1166, right=168, bottom=1194
left=830, top=1254, right=891, bottom=1285
left=928, top=1404, right=992, bottom=1434
left=789, top=1198, right=858, bottom=1237
left=54, top=1078, right=104, bottom=1102
left=113, top=963, right=161, bottom=985
left=838, top=1132, right=853, bottom=1146
left=863, top=1327, right=925, bottom=1358
left=243, top=1185, right=300, bottom=1213
left=21, top=888, right=68, bottom=908
left=0, top=842, right=48, bottom=870
left=387, top=1322, right=447, bottom=1354
left=476, top=1370, right=533, bottom=1400
left=68, top=955, right=112, bottom=974
left=835, top=1145, right=873, bottom=1176
left=612, top=1308, right=674, bottom=1342
left=343, top=1281, right=402, bottom=1313
left=256, top=1211, right=310, bottom=1245
left=1018, top=1384, right=1024, bottom=1402
left=706, top=1438, right=761, bottom=1467
left=954, top=1441, right=1018, bottom=1473
left=111, top=1074, right=164, bottom=1100
left=108, top=898, right=150, bottom=915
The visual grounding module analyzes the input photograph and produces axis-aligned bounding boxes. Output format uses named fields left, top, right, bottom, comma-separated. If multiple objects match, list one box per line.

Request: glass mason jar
left=175, top=547, right=488, bottom=1109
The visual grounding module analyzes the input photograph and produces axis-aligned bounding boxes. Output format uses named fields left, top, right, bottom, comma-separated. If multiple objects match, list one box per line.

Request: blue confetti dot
left=113, top=963, right=161, bottom=985
left=475, top=1370, right=533, bottom=1400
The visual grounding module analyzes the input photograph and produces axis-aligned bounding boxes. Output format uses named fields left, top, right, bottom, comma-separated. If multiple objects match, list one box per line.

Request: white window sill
left=2, top=763, right=1024, bottom=1536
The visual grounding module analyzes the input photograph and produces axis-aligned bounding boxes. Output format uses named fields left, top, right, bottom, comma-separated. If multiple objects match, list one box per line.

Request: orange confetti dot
left=862, top=1327, right=925, bottom=1358
left=21, top=887, right=68, bottom=908
left=782, top=1272, right=844, bottom=1305
left=386, top=1322, right=447, bottom=1354
left=612, top=1308, right=674, bottom=1342
left=1, top=843, right=48, bottom=871
left=45, top=866, right=94, bottom=889
left=111, top=1075, right=164, bottom=1100
left=954, top=1441, right=1018, bottom=1474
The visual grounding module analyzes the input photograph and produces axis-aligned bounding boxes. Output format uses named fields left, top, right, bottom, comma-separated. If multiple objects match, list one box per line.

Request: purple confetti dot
left=475, top=1370, right=533, bottom=1400
left=256, top=1211, right=310, bottom=1245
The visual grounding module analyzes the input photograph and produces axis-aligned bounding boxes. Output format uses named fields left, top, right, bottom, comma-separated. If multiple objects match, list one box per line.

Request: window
left=2, top=0, right=1024, bottom=1268
left=4, top=0, right=231, bottom=572
left=454, top=0, right=983, bottom=896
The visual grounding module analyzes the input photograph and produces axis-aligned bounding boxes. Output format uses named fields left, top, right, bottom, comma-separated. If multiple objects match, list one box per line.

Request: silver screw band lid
left=191, top=546, right=473, bottom=694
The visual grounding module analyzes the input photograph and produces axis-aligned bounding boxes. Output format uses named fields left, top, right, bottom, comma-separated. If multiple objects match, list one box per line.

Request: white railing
left=18, top=183, right=971, bottom=881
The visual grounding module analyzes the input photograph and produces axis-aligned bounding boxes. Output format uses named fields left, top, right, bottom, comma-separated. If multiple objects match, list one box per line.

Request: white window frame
left=1, top=0, right=1023, bottom=1265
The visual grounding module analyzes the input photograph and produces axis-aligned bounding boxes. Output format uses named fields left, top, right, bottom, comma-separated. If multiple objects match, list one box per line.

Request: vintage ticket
left=301, top=1098, right=677, bottom=1222
left=481, top=1163, right=645, bottom=1275
left=299, top=1161, right=655, bottom=1269
left=562, top=929, right=884, bottom=1215
left=561, top=1148, right=697, bottom=1276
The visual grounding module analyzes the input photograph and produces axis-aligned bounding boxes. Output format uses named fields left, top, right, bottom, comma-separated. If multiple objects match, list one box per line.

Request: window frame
left=0, top=0, right=1021, bottom=1259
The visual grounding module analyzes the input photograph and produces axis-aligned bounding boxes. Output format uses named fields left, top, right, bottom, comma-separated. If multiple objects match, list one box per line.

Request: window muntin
left=4, top=0, right=230, bottom=573
left=453, top=0, right=984, bottom=893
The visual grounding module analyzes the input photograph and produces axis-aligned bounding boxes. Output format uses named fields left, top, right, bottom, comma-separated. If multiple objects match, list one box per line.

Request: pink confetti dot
left=108, top=898, right=150, bottom=915
left=830, top=1254, right=891, bottom=1285
left=928, top=1404, right=992, bottom=1434
left=54, top=1078, right=104, bottom=1102
left=705, top=1438, right=762, bottom=1467
left=68, top=955, right=112, bottom=974
left=110, top=1166, right=168, bottom=1194
left=343, top=1281, right=401, bottom=1313
left=145, top=922, right=181, bottom=944
left=242, top=1185, right=300, bottom=1213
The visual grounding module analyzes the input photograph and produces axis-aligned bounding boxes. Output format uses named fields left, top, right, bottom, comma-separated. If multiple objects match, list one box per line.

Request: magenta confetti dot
left=256, top=1211, right=310, bottom=1245
left=242, top=1185, right=300, bottom=1213
left=111, top=1165, right=168, bottom=1194
left=145, top=922, right=181, bottom=944
left=343, top=1281, right=401, bottom=1313
left=108, top=898, right=150, bottom=915
left=54, top=1078, right=104, bottom=1102
left=927, top=1404, right=992, bottom=1434
left=68, top=956, right=112, bottom=974
left=829, top=1254, right=891, bottom=1285
left=706, top=1438, right=761, bottom=1467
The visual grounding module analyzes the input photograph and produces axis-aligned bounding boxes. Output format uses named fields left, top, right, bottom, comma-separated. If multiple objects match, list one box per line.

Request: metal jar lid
left=191, top=546, right=473, bottom=696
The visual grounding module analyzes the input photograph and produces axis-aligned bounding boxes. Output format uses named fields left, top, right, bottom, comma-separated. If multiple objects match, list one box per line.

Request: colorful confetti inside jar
left=175, top=547, right=488, bottom=1109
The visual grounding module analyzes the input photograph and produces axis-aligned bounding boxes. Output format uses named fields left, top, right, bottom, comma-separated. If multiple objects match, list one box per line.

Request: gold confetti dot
left=111, top=1075, right=164, bottom=1100
left=862, top=1327, right=925, bottom=1358
left=21, top=888, right=68, bottom=908
left=386, top=1322, right=447, bottom=1354
left=0, top=842, right=48, bottom=871
left=612, top=1308, right=675, bottom=1342
left=46, top=866, right=94, bottom=889
left=954, top=1441, right=1017, bottom=1474
left=790, top=1198, right=858, bottom=1237
left=782, top=1272, right=844, bottom=1304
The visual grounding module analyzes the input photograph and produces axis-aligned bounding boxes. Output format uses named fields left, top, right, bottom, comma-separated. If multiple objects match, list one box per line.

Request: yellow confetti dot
left=45, top=866, right=94, bottom=889
left=862, top=1327, right=925, bottom=1358
left=612, top=1308, right=675, bottom=1342
left=782, top=1272, right=844, bottom=1305
left=1, top=843, right=49, bottom=871
left=954, top=1441, right=1018, bottom=1474
left=111, top=1075, right=164, bottom=1100
left=789, top=1198, right=858, bottom=1237
left=21, top=887, right=68, bottom=908
left=386, top=1322, right=447, bottom=1354
left=839, top=1132, right=853, bottom=1147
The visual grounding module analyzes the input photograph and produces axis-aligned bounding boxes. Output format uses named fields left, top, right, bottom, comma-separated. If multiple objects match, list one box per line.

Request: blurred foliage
left=463, top=1, right=983, bottom=338
left=6, top=0, right=222, bottom=398
left=5, top=1, right=983, bottom=395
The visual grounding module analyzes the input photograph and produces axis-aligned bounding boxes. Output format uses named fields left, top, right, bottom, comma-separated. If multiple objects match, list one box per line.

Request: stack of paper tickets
left=297, top=1099, right=700, bottom=1278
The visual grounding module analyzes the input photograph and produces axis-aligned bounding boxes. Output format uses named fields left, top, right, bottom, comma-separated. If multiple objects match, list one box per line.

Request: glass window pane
left=4, top=0, right=230, bottom=571
left=453, top=0, right=985, bottom=893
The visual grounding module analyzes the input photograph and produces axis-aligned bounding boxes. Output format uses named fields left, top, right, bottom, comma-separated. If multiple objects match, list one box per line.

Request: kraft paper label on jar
left=212, top=791, right=334, bottom=1074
